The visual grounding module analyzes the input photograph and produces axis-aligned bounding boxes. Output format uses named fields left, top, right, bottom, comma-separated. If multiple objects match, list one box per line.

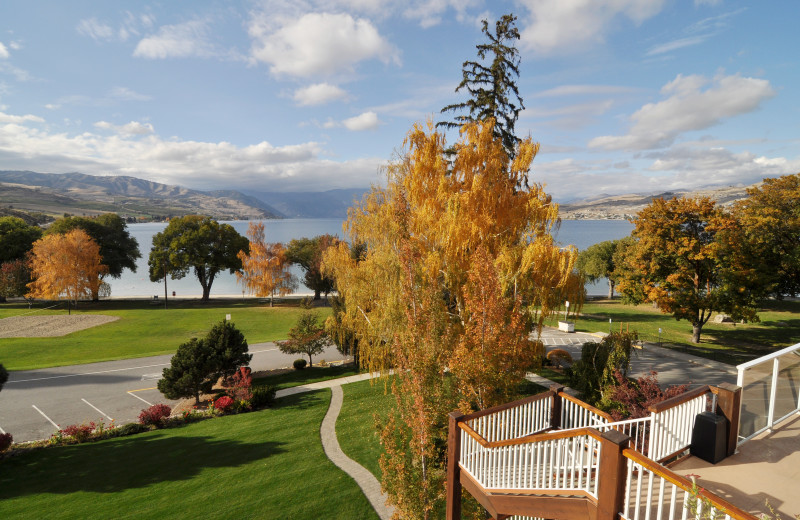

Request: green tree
left=576, top=239, right=627, bottom=298
left=0, top=363, right=7, bottom=392
left=47, top=214, right=140, bottom=299
left=438, top=13, right=525, bottom=161
left=0, top=259, right=32, bottom=301
left=277, top=308, right=331, bottom=367
left=0, top=216, right=42, bottom=263
left=286, top=235, right=339, bottom=300
left=157, top=320, right=252, bottom=404
left=569, top=331, right=636, bottom=405
left=148, top=215, right=249, bottom=301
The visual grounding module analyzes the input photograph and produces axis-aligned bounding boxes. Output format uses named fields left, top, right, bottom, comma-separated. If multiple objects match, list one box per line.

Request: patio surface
left=672, top=413, right=800, bottom=519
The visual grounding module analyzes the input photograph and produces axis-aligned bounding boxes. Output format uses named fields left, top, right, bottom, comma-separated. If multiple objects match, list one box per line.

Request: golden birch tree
left=323, top=119, right=580, bottom=518
left=27, top=229, right=108, bottom=311
left=236, top=222, right=297, bottom=306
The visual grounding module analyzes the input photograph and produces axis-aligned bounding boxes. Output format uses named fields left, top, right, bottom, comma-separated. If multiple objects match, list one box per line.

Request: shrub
left=293, top=358, right=307, bottom=370
left=61, top=422, right=96, bottom=443
left=227, top=366, right=253, bottom=402
left=546, top=349, right=573, bottom=368
left=235, top=399, right=252, bottom=413
left=252, top=385, right=276, bottom=408
left=603, top=370, right=688, bottom=420
left=0, top=432, right=12, bottom=452
left=106, top=422, right=148, bottom=438
left=214, top=395, right=235, bottom=413
left=138, top=404, right=172, bottom=427
left=570, top=331, right=636, bottom=405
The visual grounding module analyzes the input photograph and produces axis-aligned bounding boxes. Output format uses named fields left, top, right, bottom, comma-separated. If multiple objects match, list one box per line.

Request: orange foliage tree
left=323, top=119, right=580, bottom=518
left=27, top=228, right=108, bottom=311
left=236, top=222, right=297, bottom=306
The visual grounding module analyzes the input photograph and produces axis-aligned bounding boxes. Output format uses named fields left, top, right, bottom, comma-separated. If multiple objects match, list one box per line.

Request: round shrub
left=214, top=395, right=235, bottom=413
left=0, top=432, right=12, bottom=452
left=138, top=404, right=172, bottom=427
left=251, top=386, right=276, bottom=408
left=546, top=349, right=574, bottom=368
left=293, top=358, right=307, bottom=370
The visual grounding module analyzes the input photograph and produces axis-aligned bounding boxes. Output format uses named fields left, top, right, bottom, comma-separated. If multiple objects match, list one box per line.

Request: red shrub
left=214, top=395, right=235, bottom=413
left=0, top=432, right=12, bottom=452
left=138, top=404, right=172, bottom=427
left=607, top=370, right=688, bottom=420
left=228, top=366, right=253, bottom=402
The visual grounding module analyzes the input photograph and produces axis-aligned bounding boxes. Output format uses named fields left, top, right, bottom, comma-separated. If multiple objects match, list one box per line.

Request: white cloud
left=108, top=86, right=151, bottom=102
left=94, top=120, right=154, bottom=136
left=343, top=111, right=381, bottom=131
left=0, top=111, right=44, bottom=124
left=517, top=0, right=667, bottom=54
left=248, top=12, right=400, bottom=77
left=76, top=18, right=115, bottom=41
left=293, top=83, right=348, bottom=106
left=589, top=73, right=775, bottom=151
left=533, top=85, right=640, bottom=97
left=134, top=20, right=215, bottom=59
left=402, top=0, right=481, bottom=28
left=646, top=35, right=710, bottom=56
left=0, top=42, right=9, bottom=59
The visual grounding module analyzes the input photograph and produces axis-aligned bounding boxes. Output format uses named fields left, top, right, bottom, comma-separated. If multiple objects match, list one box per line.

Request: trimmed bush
left=214, top=395, right=235, bottom=413
left=252, top=386, right=276, bottom=408
left=138, top=404, right=172, bottom=427
left=546, top=349, right=573, bottom=368
left=61, top=422, right=96, bottom=443
left=0, top=432, right=12, bottom=452
left=293, top=358, right=307, bottom=370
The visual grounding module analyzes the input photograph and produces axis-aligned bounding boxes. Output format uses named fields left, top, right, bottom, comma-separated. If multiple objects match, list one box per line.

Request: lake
left=111, top=218, right=633, bottom=298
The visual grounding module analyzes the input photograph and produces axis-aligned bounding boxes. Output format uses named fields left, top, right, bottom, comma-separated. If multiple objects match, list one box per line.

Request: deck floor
left=671, top=414, right=800, bottom=519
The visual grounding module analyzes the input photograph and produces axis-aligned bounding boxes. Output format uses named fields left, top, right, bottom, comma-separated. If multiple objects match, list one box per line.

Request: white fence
left=560, top=393, right=610, bottom=429
left=647, top=391, right=711, bottom=461
left=464, top=395, right=552, bottom=443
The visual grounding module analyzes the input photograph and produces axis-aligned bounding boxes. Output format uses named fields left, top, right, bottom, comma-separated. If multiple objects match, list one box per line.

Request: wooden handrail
left=559, top=391, right=613, bottom=421
left=647, top=385, right=710, bottom=413
left=622, top=449, right=757, bottom=520
left=460, top=390, right=554, bottom=421
left=459, top=422, right=604, bottom=448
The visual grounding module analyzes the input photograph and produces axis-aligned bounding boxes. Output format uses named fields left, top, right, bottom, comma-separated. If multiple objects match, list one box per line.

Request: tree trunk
left=314, top=288, right=321, bottom=300
left=608, top=279, right=615, bottom=299
left=691, top=323, right=702, bottom=343
left=307, top=352, right=313, bottom=367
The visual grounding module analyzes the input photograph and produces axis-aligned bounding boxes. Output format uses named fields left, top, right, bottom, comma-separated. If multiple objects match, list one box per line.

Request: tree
left=438, top=14, right=524, bottom=161
left=576, top=239, right=623, bottom=298
left=277, top=308, right=331, bottom=367
left=236, top=222, right=297, bottom=306
left=286, top=235, right=339, bottom=300
left=148, top=215, right=249, bottom=301
left=158, top=320, right=252, bottom=404
left=0, top=363, right=7, bottom=392
left=605, top=369, right=687, bottom=421
left=26, top=229, right=108, bottom=312
left=322, top=120, right=579, bottom=517
left=733, top=174, right=800, bottom=297
left=47, top=214, right=140, bottom=300
left=0, top=216, right=42, bottom=263
left=569, top=331, right=636, bottom=405
left=617, top=197, right=762, bottom=343
left=0, top=259, right=32, bottom=301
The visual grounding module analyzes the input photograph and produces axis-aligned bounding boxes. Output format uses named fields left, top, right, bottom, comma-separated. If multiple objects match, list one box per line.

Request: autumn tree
left=617, top=197, right=762, bottom=343
left=0, top=258, right=32, bottom=301
left=27, top=229, right=108, bottom=311
left=286, top=235, right=340, bottom=300
left=277, top=308, right=331, bottom=367
left=148, top=215, right=249, bottom=301
left=0, top=216, right=42, bottom=263
left=322, top=120, right=579, bottom=517
left=236, top=222, right=297, bottom=306
left=576, top=239, right=623, bottom=298
left=439, top=14, right=524, bottom=161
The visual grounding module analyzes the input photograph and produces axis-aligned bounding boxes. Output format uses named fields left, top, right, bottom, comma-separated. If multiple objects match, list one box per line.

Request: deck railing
left=647, top=386, right=714, bottom=461
left=463, top=391, right=554, bottom=443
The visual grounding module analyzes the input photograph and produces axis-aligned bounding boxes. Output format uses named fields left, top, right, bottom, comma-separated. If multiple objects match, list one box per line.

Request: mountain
left=0, top=171, right=282, bottom=221
left=249, top=189, right=369, bottom=219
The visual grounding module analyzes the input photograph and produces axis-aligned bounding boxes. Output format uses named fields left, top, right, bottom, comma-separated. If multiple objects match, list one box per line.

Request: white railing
left=459, top=428, right=601, bottom=497
left=465, top=396, right=552, bottom=443
left=736, top=342, right=800, bottom=443
left=560, top=393, right=610, bottom=430
left=596, top=416, right=651, bottom=454
left=648, top=392, right=711, bottom=461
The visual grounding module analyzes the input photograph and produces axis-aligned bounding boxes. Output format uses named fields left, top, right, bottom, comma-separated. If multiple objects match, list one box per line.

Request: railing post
left=550, top=384, right=564, bottom=430
left=447, top=411, right=465, bottom=520
left=715, top=383, right=742, bottom=456
left=596, top=429, right=630, bottom=520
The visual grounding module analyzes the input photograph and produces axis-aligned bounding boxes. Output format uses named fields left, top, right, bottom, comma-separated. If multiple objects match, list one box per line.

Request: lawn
left=253, top=364, right=361, bottom=391
left=337, top=378, right=395, bottom=479
left=562, top=298, right=800, bottom=365
left=0, top=390, right=378, bottom=520
left=0, top=299, right=331, bottom=371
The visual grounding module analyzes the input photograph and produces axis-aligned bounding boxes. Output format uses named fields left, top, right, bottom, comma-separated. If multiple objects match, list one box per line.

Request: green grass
left=0, top=391, right=377, bottom=520
left=253, top=364, right=361, bottom=391
left=565, top=298, right=800, bottom=365
left=0, top=299, right=331, bottom=371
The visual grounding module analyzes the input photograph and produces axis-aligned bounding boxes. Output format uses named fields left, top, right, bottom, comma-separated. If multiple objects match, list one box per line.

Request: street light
left=565, top=300, right=570, bottom=322
left=658, top=327, right=662, bottom=348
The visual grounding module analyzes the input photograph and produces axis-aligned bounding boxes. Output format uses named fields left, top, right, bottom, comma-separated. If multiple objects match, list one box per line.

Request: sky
left=0, top=0, right=797, bottom=202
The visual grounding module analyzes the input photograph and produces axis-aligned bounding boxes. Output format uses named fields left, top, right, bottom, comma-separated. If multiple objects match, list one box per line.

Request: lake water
left=111, top=218, right=633, bottom=298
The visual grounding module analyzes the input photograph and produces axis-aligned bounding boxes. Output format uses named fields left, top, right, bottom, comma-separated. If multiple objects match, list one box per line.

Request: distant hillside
left=0, top=171, right=282, bottom=221
left=559, top=184, right=754, bottom=220
left=249, top=189, right=368, bottom=219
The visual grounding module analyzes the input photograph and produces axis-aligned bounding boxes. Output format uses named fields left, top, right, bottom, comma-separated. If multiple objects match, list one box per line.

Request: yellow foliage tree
left=323, top=119, right=580, bottom=518
left=27, top=229, right=108, bottom=312
left=236, top=222, right=297, bottom=306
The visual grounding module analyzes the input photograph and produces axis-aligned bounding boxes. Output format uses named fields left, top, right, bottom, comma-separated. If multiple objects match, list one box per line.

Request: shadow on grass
left=0, top=433, right=285, bottom=498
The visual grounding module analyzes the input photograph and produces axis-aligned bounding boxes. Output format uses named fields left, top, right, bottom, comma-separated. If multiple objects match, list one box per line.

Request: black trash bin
left=690, top=411, right=727, bottom=464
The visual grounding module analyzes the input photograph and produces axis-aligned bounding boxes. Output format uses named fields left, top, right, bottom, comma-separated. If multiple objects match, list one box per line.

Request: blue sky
left=0, top=0, right=797, bottom=201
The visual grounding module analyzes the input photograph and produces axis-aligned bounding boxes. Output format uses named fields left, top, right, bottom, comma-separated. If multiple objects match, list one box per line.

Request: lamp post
left=609, top=318, right=612, bottom=334
left=564, top=300, right=570, bottom=322
left=658, top=327, right=662, bottom=348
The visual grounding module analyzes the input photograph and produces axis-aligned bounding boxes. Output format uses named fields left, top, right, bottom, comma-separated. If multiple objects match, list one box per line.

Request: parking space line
left=81, top=398, right=113, bottom=421
left=0, top=425, right=5, bottom=434
left=32, top=405, right=59, bottom=429
left=128, top=391, right=153, bottom=407
left=128, top=387, right=157, bottom=392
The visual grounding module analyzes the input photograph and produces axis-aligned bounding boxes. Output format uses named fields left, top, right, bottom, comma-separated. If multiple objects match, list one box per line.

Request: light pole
left=658, top=327, right=662, bottom=348
left=564, top=300, right=570, bottom=322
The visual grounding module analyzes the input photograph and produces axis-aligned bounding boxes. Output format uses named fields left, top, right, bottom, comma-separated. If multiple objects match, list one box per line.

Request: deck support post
left=447, top=411, right=465, bottom=520
left=550, top=384, right=565, bottom=430
left=715, top=382, right=742, bottom=456
left=596, top=429, right=630, bottom=520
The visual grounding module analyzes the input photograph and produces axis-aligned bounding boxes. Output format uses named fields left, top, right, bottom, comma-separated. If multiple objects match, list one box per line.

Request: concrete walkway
left=276, top=373, right=395, bottom=520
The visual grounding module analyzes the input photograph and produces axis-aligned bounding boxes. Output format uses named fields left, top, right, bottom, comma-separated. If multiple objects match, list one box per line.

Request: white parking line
left=81, top=398, right=113, bottom=421
left=32, top=405, right=59, bottom=429
left=0, top=425, right=5, bottom=434
left=128, top=391, right=153, bottom=407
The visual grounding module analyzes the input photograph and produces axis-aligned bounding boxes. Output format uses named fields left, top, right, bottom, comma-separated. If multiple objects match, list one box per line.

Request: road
left=0, top=342, right=348, bottom=443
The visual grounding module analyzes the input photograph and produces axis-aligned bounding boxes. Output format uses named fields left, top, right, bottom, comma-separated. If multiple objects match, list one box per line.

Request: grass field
left=0, top=390, right=378, bottom=520
left=253, top=364, right=361, bottom=391
left=562, top=298, right=800, bottom=365
left=337, top=378, right=395, bottom=479
left=0, top=299, right=331, bottom=371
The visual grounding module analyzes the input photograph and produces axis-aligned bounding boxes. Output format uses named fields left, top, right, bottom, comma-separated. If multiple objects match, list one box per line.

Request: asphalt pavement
left=0, top=342, right=348, bottom=443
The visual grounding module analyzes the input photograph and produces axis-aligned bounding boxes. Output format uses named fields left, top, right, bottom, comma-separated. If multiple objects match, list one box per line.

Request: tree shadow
left=0, top=433, right=285, bottom=498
